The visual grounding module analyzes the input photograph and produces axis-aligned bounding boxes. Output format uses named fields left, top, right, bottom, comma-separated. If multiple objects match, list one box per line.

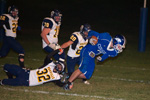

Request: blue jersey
left=84, top=30, right=118, bottom=62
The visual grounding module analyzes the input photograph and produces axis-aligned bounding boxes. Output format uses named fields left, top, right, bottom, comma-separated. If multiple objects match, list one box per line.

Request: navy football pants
left=2, top=64, right=29, bottom=86
left=66, top=56, right=80, bottom=76
left=0, top=36, right=24, bottom=57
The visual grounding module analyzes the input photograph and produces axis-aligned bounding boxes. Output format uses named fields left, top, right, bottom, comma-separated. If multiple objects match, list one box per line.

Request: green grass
left=0, top=29, right=150, bottom=100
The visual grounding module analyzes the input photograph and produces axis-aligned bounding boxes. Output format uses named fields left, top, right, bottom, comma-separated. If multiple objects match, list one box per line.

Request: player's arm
left=97, top=50, right=118, bottom=62
left=61, top=40, right=73, bottom=49
left=40, top=19, right=53, bottom=45
left=61, top=34, right=78, bottom=49
left=41, top=28, right=51, bottom=45
left=0, top=15, right=8, bottom=28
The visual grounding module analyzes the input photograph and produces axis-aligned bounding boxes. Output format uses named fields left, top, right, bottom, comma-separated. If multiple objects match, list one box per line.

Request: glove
left=58, top=48, right=64, bottom=55
left=55, top=44, right=61, bottom=50
left=48, top=43, right=56, bottom=50
left=97, top=56, right=102, bottom=62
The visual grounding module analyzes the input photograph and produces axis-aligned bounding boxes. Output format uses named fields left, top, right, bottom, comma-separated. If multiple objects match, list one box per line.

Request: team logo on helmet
left=113, top=34, right=126, bottom=53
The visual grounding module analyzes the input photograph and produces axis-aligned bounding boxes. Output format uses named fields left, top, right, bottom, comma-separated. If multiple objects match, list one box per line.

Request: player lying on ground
left=0, top=50, right=68, bottom=86
left=63, top=32, right=126, bottom=90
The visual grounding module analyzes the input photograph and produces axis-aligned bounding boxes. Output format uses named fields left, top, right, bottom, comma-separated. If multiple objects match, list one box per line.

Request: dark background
left=3, top=0, right=150, bottom=50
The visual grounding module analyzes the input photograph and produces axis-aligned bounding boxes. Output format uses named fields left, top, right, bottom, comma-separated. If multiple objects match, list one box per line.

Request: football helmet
left=53, top=61, right=65, bottom=74
left=51, top=10, right=62, bottom=23
left=113, top=34, right=126, bottom=53
left=8, top=5, right=18, bottom=18
left=80, top=23, right=91, bottom=38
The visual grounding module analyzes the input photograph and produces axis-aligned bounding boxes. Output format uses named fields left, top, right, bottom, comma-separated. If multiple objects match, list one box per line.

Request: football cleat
left=63, top=82, right=73, bottom=90
left=83, top=80, right=90, bottom=85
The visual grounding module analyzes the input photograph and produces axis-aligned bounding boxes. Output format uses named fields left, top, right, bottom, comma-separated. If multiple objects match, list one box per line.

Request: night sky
left=2, top=0, right=150, bottom=41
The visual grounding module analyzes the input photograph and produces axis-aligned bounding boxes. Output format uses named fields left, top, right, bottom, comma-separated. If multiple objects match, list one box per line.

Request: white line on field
left=6, top=56, right=150, bottom=71
left=93, top=76, right=150, bottom=84
left=1, top=87, right=125, bottom=100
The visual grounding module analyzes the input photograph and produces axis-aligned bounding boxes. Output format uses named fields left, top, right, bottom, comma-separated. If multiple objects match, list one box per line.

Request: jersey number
left=76, top=46, right=84, bottom=55
left=70, top=35, right=76, bottom=41
left=12, top=23, right=18, bottom=33
left=54, top=26, right=60, bottom=38
left=36, top=68, right=51, bottom=82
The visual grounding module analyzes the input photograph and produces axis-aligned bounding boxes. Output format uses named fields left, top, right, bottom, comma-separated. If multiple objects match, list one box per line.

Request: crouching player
left=0, top=50, right=68, bottom=86
left=63, top=31, right=126, bottom=90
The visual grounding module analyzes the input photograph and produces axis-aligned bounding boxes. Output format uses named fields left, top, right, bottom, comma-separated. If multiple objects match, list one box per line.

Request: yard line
left=97, top=65, right=150, bottom=71
left=93, top=76, right=150, bottom=84
left=1, top=87, right=125, bottom=100
left=5, top=56, right=150, bottom=71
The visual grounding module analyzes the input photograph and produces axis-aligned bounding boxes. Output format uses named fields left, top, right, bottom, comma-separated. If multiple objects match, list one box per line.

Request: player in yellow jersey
left=41, top=10, right=65, bottom=65
left=0, top=5, right=25, bottom=68
left=0, top=50, right=68, bottom=86
left=61, top=24, right=91, bottom=84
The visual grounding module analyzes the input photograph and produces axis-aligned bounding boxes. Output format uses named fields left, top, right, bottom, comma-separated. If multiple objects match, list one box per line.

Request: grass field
left=0, top=28, right=150, bottom=100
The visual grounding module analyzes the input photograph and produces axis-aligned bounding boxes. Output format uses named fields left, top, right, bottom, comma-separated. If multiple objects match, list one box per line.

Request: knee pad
left=18, top=54, right=24, bottom=68
left=18, top=54, right=24, bottom=61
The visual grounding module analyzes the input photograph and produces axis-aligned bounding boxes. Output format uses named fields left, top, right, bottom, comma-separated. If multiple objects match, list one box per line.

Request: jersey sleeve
left=69, top=34, right=78, bottom=43
left=42, top=19, right=53, bottom=29
left=98, top=50, right=118, bottom=62
left=69, top=34, right=79, bottom=50
left=0, top=15, right=9, bottom=27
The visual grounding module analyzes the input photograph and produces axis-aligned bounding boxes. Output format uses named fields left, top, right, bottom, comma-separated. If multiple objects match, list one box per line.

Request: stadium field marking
left=93, top=76, right=150, bottom=84
left=97, top=65, right=149, bottom=71
left=3, top=56, right=150, bottom=71
left=1, top=87, right=125, bottom=100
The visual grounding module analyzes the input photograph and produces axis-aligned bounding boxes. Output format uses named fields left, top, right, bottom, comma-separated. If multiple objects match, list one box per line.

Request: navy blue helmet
left=113, top=34, right=126, bottom=53
left=51, top=10, right=62, bottom=23
left=8, top=5, right=18, bottom=18
left=80, top=24, right=91, bottom=38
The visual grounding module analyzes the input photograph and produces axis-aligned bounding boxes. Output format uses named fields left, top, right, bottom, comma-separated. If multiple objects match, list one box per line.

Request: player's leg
left=2, top=64, right=29, bottom=86
left=3, top=64, right=24, bottom=77
left=76, top=57, right=90, bottom=84
left=43, top=46, right=55, bottom=64
left=67, top=56, right=79, bottom=77
left=9, top=37, right=25, bottom=68
left=1, top=77, right=29, bottom=86
left=44, top=46, right=65, bottom=63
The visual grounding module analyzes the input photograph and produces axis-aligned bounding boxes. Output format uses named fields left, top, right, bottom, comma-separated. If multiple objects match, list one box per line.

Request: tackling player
left=0, top=50, right=68, bottom=86
left=63, top=31, right=126, bottom=90
left=0, top=5, right=25, bottom=68
left=41, top=9, right=65, bottom=64
left=60, top=24, right=90, bottom=84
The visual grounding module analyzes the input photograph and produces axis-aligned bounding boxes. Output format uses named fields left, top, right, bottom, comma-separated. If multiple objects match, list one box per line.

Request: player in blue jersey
left=41, top=10, right=65, bottom=65
left=63, top=31, right=126, bottom=90
left=60, top=24, right=90, bottom=84
left=0, top=5, right=25, bottom=68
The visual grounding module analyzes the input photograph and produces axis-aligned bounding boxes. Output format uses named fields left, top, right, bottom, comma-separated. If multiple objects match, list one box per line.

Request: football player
left=61, top=24, right=91, bottom=84
left=0, top=5, right=25, bottom=68
left=63, top=31, right=126, bottom=90
left=41, top=9, right=65, bottom=64
left=0, top=50, right=68, bottom=86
